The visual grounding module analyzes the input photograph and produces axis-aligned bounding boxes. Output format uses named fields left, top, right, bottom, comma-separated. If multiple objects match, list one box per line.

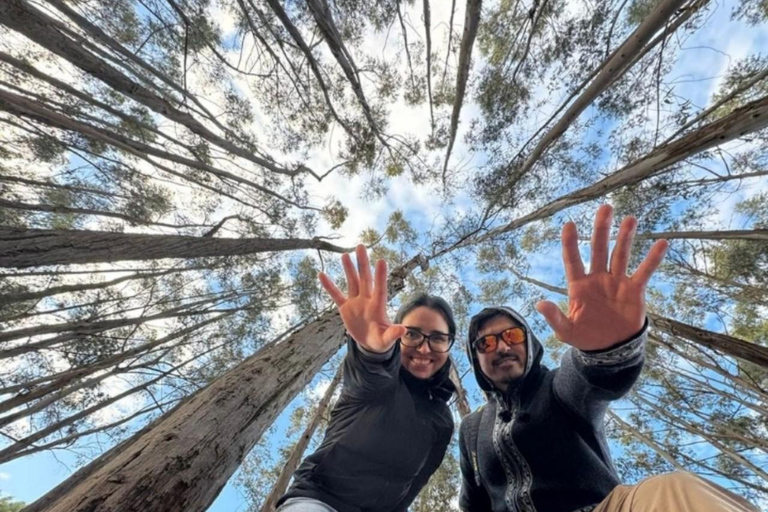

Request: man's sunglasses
left=472, top=326, right=526, bottom=354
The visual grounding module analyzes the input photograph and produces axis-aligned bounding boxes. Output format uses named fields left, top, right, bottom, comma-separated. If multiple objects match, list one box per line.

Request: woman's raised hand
left=319, top=245, right=406, bottom=353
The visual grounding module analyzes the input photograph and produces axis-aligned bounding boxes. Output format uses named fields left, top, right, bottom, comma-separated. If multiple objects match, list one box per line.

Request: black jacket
left=459, top=306, right=647, bottom=512
left=279, top=337, right=456, bottom=512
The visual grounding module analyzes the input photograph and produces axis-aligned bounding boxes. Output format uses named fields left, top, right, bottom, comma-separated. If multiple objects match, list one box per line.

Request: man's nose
left=496, top=338, right=514, bottom=354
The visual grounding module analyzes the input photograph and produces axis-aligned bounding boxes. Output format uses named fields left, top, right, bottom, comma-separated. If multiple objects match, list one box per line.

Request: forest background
left=0, top=0, right=767, bottom=510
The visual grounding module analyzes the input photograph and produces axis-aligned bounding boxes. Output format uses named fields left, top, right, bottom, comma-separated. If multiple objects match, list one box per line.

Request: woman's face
left=399, top=306, right=451, bottom=380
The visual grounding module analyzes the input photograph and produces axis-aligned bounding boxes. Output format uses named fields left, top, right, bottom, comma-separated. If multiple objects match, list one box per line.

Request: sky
left=1, top=0, right=768, bottom=509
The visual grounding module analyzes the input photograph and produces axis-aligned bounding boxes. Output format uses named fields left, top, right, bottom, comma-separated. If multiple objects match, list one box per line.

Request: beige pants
left=593, top=472, right=760, bottom=512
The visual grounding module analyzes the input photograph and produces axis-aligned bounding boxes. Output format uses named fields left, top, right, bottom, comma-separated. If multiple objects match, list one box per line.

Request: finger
left=562, top=221, right=585, bottom=282
left=610, top=215, right=637, bottom=277
left=382, top=324, right=407, bottom=345
left=341, top=253, right=360, bottom=297
left=535, top=301, right=573, bottom=341
left=318, top=272, right=346, bottom=307
left=356, top=244, right=373, bottom=296
left=589, top=204, right=613, bottom=274
left=632, top=239, right=669, bottom=286
left=374, top=259, right=389, bottom=302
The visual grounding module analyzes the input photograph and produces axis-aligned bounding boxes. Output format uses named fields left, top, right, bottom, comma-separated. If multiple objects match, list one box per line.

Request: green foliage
left=323, top=199, right=349, bottom=229
left=291, top=256, right=324, bottom=319
left=0, top=496, right=26, bottom=512
left=411, top=437, right=461, bottom=512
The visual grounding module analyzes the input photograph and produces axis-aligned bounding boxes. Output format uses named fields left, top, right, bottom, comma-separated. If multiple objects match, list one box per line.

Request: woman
left=277, top=245, right=457, bottom=512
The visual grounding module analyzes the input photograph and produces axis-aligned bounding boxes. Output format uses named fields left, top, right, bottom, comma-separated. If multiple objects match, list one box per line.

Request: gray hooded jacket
left=459, top=306, right=647, bottom=512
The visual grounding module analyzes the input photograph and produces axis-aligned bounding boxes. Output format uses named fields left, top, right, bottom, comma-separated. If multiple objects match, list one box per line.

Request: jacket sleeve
left=553, top=318, right=648, bottom=422
left=341, top=335, right=401, bottom=401
left=459, top=413, right=492, bottom=512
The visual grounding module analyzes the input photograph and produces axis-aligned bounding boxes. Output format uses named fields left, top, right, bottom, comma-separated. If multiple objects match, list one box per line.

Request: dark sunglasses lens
left=502, top=327, right=525, bottom=345
left=475, top=335, right=496, bottom=354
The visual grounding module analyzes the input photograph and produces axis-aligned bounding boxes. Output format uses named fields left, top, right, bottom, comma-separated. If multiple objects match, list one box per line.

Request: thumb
left=382, top=324, right=407, bottom=345
left=535, top=301, right=572, bottom=341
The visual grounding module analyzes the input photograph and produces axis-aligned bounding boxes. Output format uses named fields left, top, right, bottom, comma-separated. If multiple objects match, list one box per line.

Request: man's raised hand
left=535, top=205, right=668, bottom=351
left=319, top=245, right=406, bottom=353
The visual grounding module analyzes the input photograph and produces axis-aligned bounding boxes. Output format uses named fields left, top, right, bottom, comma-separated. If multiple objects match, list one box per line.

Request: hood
left=466, top=306, right=544, bottom=393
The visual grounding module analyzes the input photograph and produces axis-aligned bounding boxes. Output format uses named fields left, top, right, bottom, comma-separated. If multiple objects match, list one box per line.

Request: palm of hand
left=536, top=205, right=668, bottom=352
left=564, top=274, right=646, bottom=351
left=318, top=245, right=406, bottom=354
left=338, top=295, right=392, bottom=350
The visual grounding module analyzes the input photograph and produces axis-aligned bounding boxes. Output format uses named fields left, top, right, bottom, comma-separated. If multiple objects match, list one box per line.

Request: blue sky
left=3, top=0, right=768, bottom=509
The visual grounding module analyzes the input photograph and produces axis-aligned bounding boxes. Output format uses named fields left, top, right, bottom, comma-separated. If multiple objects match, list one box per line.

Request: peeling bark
left=442, top=0, right=482, bottom=181
left=0, top=227, right=351, bottom=268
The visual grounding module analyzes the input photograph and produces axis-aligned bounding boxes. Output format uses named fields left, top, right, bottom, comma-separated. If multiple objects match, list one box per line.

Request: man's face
left=475, top=315, right=528, bottom=392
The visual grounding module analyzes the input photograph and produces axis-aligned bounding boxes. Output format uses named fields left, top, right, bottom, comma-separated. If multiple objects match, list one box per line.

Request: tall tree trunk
left=442, top=0, right=482, bottom=180
left=499, top=0, right=695, bottom=193
left=259, top=367, right=343, bottom=512
left=0, top=88, right=309, bottom=209
left=423, top=0, right=435, bottom=132
left=453, top=92, right=768, bottom=250
left=632, top=228, right=768, bottom=241
left=304, top=0, right=384, bottom=142
left=0, top=227, right=350, bottom=268
left=23, top=254, right=426, bottom=512
left=449, top=358, right=472, bottom=418
left=0, top=269, right=178, bottom=307
left=650, top=334, right=768, bottom=401
left=0, top=0, right=314, bottom=180
left=649, top=315, right=768, bottom=369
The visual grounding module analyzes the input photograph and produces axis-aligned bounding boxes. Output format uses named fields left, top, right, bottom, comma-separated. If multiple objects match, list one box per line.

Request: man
left=459, top=205, right=758, bottom=512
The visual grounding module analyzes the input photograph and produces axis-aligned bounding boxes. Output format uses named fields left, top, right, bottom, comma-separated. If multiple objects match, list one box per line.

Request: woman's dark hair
left=394, top=293, right=456, bottom=336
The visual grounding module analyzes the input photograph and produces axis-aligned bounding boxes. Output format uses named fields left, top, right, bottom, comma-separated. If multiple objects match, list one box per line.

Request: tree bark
left=259, top=367, right=343, bottom=512
left=0, top=269, right=177, bottom=307
left=423, top=0, right=435, bottom=132
left=0, top=0, right=314, bottom=180
left=0, top=227, right=351, bottom=268
left=23, top=255, right=426, bottom=512
left=304, top=0, right=384, bottom=141
left=449, top=358, right=472, bottom=418
left=0, top=88, right=311, bottom=209
left=649, top=315, right=768, bottom=369
left=500, top=0, right=695, bottom=193
left=442, top=0, right=482, bottom=180
left=633, top=228, right=768, bottom=241
left=650, top=333, right=768, bottom=401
